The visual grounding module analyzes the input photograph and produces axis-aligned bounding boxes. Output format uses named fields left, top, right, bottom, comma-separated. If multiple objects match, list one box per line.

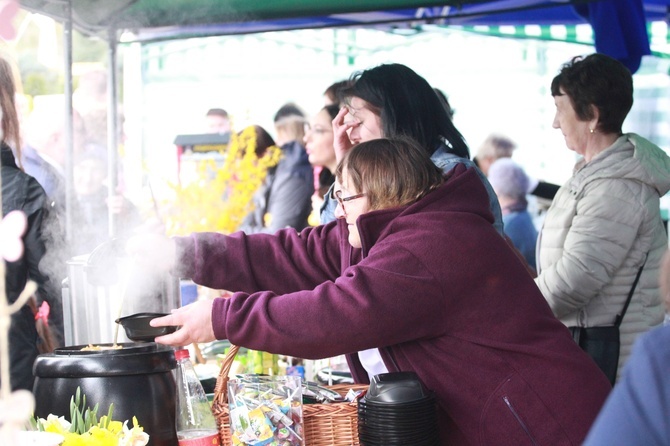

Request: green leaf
left=101, top=403, right=115, bottom=429
left=64, top=386, right=119, bottom=434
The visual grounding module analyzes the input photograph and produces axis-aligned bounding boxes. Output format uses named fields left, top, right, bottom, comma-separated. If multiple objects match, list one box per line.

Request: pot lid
left=33, top=343, right=176, bottom=377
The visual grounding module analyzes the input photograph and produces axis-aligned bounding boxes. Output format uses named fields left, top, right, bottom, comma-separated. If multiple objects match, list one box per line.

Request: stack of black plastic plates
left=357, top=371, right=439, bottom=446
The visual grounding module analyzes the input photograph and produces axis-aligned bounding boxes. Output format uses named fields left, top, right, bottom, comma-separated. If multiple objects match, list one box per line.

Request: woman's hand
left=151, top=299, right=216, bottom=346
left=332, top=106, right=359, bottom=162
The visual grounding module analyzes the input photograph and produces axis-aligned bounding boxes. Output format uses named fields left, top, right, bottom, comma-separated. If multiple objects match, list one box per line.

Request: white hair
left=476, top=133, right=517, bottom=161
left=487, top=158, right=529, bottom=201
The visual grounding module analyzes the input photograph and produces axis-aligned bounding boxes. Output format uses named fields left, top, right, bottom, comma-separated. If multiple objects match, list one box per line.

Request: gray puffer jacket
left=536, top=133, right=670, bottom=378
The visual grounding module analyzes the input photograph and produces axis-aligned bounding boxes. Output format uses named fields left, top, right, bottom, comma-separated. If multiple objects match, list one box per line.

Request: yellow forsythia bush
left=164, top=126, right=282, bottom=236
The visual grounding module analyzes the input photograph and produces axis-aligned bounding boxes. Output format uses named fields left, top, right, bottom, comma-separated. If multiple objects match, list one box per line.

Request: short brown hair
left=550, top=53, right=633, bottom=134
left=206, top=108, right=229, bottom=118
left=336, top=136, right=443, bottom=211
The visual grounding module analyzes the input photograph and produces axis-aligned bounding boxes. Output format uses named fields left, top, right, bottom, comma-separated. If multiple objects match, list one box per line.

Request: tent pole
left=63, top=0, right=74, bottom=245
left=107, top=28, right=119, bottom=237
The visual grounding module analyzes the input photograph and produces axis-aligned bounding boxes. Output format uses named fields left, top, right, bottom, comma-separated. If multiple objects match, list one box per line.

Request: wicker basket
left=212, top=345, right=366, bottom=445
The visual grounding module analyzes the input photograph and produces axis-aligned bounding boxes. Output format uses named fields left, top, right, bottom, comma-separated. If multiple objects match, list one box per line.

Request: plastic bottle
left=174, top=348, right=220, bottom=446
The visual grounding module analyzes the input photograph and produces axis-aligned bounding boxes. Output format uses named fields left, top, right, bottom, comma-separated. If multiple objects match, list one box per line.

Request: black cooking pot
left=33, top=342, right=178, bottom=446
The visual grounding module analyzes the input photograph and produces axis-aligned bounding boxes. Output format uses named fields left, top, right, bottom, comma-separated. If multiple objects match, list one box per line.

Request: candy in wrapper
left=242, top=408, right=273, bottom=443
left=263, top=402, right=294, bottom=427
left=228, top=375, right=304, bottom=445
left=277, top=428, right=290, bottom=440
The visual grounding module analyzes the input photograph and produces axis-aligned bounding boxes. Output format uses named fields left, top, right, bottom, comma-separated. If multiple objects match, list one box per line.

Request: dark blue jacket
left=239, top=140, right=313, bottom=234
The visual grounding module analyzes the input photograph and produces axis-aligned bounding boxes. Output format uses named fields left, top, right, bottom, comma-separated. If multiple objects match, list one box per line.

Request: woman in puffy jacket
left=535, top=53, right=670, bottom=381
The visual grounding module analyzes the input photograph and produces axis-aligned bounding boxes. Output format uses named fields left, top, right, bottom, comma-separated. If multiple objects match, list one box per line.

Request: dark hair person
left=341, top=65, right=467, bottom=157
left=323, top=63, right=503, bottom=234
left=0, top=55, right=57, bottom=390
left=535, top=53, right=670, bottom=382
left=132, top=136, right=610, bottom=445
left=0, top=58, right=20, bottom=156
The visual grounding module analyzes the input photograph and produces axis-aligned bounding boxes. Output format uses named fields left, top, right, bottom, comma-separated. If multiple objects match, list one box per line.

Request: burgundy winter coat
left=176, top=164, right=611, bottom=445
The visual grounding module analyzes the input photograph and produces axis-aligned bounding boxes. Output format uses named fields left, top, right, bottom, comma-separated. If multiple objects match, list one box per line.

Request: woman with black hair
left=322, top=63, right=503, bottom=233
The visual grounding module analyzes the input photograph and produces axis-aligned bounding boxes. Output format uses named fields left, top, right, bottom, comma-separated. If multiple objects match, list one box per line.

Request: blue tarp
left=119, top=0, right=666, bottom=73
left=20, top=0, right=670, bottom=73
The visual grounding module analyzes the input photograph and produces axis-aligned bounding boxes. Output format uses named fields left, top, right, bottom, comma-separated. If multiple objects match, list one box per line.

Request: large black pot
left=33, top=342, right=177, bottom=446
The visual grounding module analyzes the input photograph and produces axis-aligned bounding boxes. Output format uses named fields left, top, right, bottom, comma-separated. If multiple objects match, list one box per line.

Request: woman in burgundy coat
left=134, top=137, right=610, bottom=445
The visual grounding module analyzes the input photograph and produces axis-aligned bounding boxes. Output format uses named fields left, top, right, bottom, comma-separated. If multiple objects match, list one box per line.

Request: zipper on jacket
left=503, top=396, right=538, bottom=446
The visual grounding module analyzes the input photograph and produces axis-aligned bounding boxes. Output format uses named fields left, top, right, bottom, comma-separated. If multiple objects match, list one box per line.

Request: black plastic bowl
left=366, top=371, right=428, bottom=404
left=115, top=312, right=178, bottom=342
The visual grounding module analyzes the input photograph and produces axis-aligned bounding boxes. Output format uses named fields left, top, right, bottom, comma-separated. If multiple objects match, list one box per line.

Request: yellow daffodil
left=119, top=418, right=150, bottom=446
left=40, top=414, right=71, bottom=435
left=33, top=391, right=150, bottom=446
left=88, top=426, right=119, bottom=446
left=104, top=419, right=124, bottom=436
left=61, top=432, right=89, bottom=446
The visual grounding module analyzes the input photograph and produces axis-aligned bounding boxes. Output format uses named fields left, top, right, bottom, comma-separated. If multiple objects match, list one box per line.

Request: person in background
left=535, top=53, right=670, bottom=381
left=474, top=133, right=516, bottom=177
left=21, top=103, right=86, bottom=216
left=134, top=136, right=611, bottom=445
left=487, top=158, right=538, bottom=271
left=73, top=69, right=109, bottom=150
left=583, top=248, right=670, bottom=445
left=272, top=103, right=305, bottom=147
left=71, top=148, right=142, bottom=256
left=475, top=132, right=560, bottom=201
left=323, top=79, right=351, bottom=107
left=0, top=55, right=58, bottom=389
left=237, top=118, right=313, bottom=234
left=324, top=63, right=503, bottom=235
left=20, top=102, right=85, bottom=347
left=204, top=108, right=231, bottom=135
left=304, top=104, right=339, bottom=225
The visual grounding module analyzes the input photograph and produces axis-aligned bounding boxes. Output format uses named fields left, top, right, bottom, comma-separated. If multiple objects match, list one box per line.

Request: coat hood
left=629, top=133, right=670, bottom=195
left=572, top=133, right=670, bottom=197
left=354, top=164, right=494, bottom=256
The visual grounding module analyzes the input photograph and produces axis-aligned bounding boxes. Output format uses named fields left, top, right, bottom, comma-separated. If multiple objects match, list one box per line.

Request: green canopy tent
left=14, top=0, right=664, bottom=239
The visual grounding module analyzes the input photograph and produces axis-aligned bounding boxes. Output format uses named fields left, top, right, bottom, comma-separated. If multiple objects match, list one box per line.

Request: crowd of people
left=2, top=49, right=670, bottom=445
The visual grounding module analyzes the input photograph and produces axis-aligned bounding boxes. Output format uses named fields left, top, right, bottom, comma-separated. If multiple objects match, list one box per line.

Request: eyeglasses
left=334, top=190, right=366, bottom=214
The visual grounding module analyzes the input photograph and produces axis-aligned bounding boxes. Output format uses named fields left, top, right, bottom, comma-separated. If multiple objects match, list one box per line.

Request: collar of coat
left=570, top=133, right=670, bottom=197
